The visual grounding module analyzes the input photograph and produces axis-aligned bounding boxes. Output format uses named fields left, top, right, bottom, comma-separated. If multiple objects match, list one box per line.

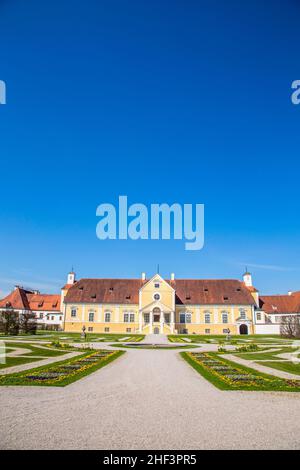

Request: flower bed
left=0, top=350, right=124, bottom=387
left=185, top=352, right=300, bottom=391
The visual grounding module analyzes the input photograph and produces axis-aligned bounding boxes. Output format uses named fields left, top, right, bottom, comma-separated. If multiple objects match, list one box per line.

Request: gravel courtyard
left=1, top=345, right=300, bottom=450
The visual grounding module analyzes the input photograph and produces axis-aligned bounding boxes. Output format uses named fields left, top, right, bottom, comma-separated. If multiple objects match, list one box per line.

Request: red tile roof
left=26, top=294, right=61, bottom=311
left=64, top=278, right=255, bottom=305
left=0, top=287, right=31, bottom=310
left=0, top=288, right=61, bottom=312
left=260, top=292, right=300, bottom=314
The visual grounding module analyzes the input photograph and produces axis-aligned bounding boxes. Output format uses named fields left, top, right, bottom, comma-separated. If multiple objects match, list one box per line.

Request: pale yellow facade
left=63, top=274, right=255, bottom=335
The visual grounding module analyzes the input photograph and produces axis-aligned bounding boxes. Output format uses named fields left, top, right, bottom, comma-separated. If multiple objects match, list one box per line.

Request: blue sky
left=0, top=0, right=300, bottom=296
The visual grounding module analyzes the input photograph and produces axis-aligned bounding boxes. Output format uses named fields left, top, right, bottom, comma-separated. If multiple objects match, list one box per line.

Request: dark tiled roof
left=64, top=279, right=145, bottom=304
left=260, top=292, right=300, bottom=314
left=169, top=279, right=255, bottom=305
left=64, top=278, right=255, bottom=305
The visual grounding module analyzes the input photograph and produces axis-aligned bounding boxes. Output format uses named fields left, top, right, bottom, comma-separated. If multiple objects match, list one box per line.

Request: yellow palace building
left=62, top=271, right=258, bottom=335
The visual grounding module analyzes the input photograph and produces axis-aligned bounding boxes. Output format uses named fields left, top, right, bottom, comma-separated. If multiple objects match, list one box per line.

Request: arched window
left=88, top=311, right=94, bottom=322
left=222, top=312, right=228, bottom=324
left=105, top=311, right=111, bottom=322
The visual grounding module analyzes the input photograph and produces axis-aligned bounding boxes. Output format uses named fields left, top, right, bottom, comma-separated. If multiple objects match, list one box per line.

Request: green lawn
left=0, top=332, right=145, bottom=343
left=0, top=356, right=45, bottom=369
left=110, top=343, right=199, bottom=349
left=181, top=351, right=300, bottom=392
left=0, top=349, right=124, bottom=386
left=0, top=342, right=73, bottom=369
left=2, top=342, right=71, bottom=356
left=169, top=334, right=291, bottom=344
left=233, top=347, right=298, bottom=361
left=257, top=361, right=300, bottom=376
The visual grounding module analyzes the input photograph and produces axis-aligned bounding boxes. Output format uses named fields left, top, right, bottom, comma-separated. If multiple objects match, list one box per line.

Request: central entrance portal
left=153, top=327, right=160, bottom=334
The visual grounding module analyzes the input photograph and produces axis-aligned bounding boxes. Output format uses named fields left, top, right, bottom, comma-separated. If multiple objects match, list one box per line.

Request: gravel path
left=1, top=348, right=300, bottom=450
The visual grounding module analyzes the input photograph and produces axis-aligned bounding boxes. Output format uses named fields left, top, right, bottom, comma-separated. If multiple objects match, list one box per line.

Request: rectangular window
left=51, top=316, right=54, bottom=321
left=88, top=312, right=94, bottom=322
left=144, top=313, right=150, bottom=323
left=257, top=312, right=261, bottom=321
left=104, top=327, right=110, bottom=332
left=71, top=308, right=76, bottom=318
left=164, top=313, right=170, bottom=324
left=124, top=313, right=129, bottom=322
left=240, top=310, right=246, bottom=320
left=88, top=327, right=93, bottom=332
left=105, top=312, right=111, bottom=322
left=205, top=328, right=210, bottom=334
left=180, top=313, right=185, bottom=324
left=59, top=316, right=62, bottom=321
left=222, top=313, right=228, bottom=324
left=154, top=283, right=160, bottom=288
left=205, top=314, right=211, bottom=324
left=39, top=313, right=43, bottom=319
left=130, top=313, right=135, bottom=322
left=126, top=328, right=131, bottom=333
left=186, top=313, right=191, bottom=323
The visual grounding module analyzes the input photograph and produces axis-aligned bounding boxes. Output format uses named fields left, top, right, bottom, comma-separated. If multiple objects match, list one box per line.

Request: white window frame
left=88, top=311, right=95, bottom=322
left=240, top=309, right=246, bottom=320
left=71, top=307, right=77, bottom=318
left=222, top=312, right=228, bottom=324
left=105, top=311, right=111, bottom=322
left=204, top=312, right=211, bottom=324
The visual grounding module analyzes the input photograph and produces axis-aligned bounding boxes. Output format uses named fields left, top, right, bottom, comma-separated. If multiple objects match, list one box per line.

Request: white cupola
left=243, top=268, right=252, bottom=287
left=67, top=270, right=76, bottom=285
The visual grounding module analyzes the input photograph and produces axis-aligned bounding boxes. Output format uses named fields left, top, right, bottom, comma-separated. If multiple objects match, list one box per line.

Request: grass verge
left=256, top=360, right=300, bottom=376
left=0, top=350, right=124, bottom=387
left=181, top=351, right=300, bottom=392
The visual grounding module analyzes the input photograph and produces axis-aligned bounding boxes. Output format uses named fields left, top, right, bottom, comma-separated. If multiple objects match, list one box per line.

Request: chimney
left=141, top=272, right=146, bottom=281
left=171, top=273, right=175, bottom=281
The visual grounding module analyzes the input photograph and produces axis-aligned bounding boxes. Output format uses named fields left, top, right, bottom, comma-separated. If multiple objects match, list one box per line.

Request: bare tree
left=0, top=309, right=20, bottom=335
left=280, top=315, right=300, bottom=338
left=19, top=312, right=37, bottom=334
